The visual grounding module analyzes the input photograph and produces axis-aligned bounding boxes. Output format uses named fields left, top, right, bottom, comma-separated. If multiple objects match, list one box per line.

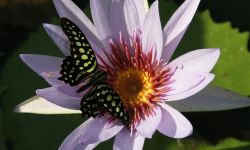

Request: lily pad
left=169, top=1, right=250, bottom=148
left=174, top=10, right=250, bottom=95
left=197, top=138, right=250, bottom=150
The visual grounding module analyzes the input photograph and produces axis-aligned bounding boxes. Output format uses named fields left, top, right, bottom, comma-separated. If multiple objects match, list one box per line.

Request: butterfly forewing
left=59, top=17, right=98, bottom=85
left=58, top=56, right=88, bottom=85
left=80, top=89, right=99, bottom=117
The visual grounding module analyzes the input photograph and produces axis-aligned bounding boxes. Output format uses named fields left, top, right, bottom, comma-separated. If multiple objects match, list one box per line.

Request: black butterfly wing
left=58, top=56, right=87, bottom=85
left=59, top=18, right=129, bottom=126
left=58, top=17, right=98, bottom=86
left=80, top=88, right=99, bottom=118
left=80, top=83, right=129, bottom=126
left=95, top=83, right=129, bottom=126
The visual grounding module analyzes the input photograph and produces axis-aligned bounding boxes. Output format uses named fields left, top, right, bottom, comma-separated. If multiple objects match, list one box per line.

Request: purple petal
left=161, top=28, right=186, bottom=62
left=40, top=71, right=64, bottom=87
left=109, top=0, right=125, bottom=34
left=167, top=69, right=205, bottom=95
left=158, top=103, right=193, bottom=138
left=162, top=0, right=201, bottom=62
left=109, top=0, right=128, bottom=42
left=109, top=0, right=140, bottom=44
left=39, top=70, right=86, bottom=97
left=166, top=70, right=214, bottom=101
left=20, top=54, right=63, bottom=74
left=43, top=23, right=107, bottom=66
left=53, top=0, right=103, bottom=51
left=59, top=118, right=100, bottom=150
left=57, top=85, right=89, bottom=98
left=142, top=1, right=163, bottom=61
left=113, top=128, right=145, bottom=150
left=132, top=0, right=148, bottom=27
left=168, top=48, right=220, bottom=73
left=20, top=54, right=65, bottom=88
left=43, top=24, right=70, bottom=56
left=123, top=0, right=141, bottom=35
left=136, top=107, right=161, bottom=138
left=79, top=115, right=124, bottom=144
left=168, top=86, right=250, bottom=112
left=90, top=0, right=112, bottom=42
left=36, top=87, right=81, bottom=110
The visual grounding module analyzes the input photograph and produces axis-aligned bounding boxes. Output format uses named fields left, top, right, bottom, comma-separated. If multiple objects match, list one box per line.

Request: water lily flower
left=15, top=0, right=250, bottom=149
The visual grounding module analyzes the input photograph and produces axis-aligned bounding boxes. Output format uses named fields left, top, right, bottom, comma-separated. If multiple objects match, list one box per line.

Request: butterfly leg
left=77, top=70, right=107, bottom=93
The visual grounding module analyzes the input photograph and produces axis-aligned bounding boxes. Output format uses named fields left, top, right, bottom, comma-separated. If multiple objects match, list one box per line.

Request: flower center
left=98, top=32, right=174, bottom=128
left=113, top=68, right=154, bottom=108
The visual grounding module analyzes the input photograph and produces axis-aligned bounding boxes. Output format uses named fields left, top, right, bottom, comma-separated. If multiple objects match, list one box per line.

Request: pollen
left=114, top=68, right=154, bottom=108
left=97, top=32, right=174, bottom=128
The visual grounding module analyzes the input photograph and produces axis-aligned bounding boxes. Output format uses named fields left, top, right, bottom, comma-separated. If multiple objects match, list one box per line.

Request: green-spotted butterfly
left=81, top=83, right=129, bottom=126
left=58, top=18, right=98, bottom=86
left=58, top=18, right=129, bottom=126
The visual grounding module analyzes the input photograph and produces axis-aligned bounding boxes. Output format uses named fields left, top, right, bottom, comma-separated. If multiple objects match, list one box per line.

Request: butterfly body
left=58, top=17, right=129, bottom=126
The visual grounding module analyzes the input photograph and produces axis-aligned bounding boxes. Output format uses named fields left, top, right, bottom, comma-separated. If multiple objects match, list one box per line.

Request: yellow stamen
left=113, top=68, right=154, bottom=108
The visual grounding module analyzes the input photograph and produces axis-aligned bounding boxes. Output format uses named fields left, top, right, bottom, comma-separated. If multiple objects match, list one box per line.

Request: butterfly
left=58, top=18, right=129, bottom=126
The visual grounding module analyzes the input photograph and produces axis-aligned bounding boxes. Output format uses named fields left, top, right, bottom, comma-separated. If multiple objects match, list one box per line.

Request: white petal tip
left=136, top=108, right=162, bottom=138
left=15, top=96, right=81, bottom=115
left=158, top=104, right=193, bottom=138
left=210, top=48, right=220, bottom=57
left=19, top=54, right=28, bottom=61
left=43, top=23, right=51, bottom=30
left=35, top=89, right=41, bottom=94
left=144, top=0, right=149, bottom=12
left=20, top=54, right=33, bottom=66
left=19, top=54, right=36, bottom=64
left=14, top=96, right=36, bottom=113
left=13, top=106, right=21, bottom=113
left=43, top=23, right=56, bottom=30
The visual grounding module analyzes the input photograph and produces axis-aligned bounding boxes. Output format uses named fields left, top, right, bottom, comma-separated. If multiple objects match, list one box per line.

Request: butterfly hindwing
left=80, top=83, right=129, bottom=126
left=59, top=17, right=98, bottom=85
left=95, top=83, right=129, bottom=126
left=80, top=89, right=99, bottom=118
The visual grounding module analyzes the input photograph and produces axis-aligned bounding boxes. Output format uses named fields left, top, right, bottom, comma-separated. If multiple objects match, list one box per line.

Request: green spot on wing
left=79, top=48, right=85, bottom=53
left=76, top=41, right=81, bottom=46
left=81, top=55, right=88, bottom=60
left=107, top=95, right=112, bottom=101
left=116, top=107, right=120, bottom=112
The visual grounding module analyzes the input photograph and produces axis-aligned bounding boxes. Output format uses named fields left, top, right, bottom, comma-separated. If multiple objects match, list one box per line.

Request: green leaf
left=197, top=138, right=250, bottom=150
left=159, top=0, right=250, bottom=149
left=203, top=14, right=250, bottom=95
left=175, top=10, right=250, bottom=96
